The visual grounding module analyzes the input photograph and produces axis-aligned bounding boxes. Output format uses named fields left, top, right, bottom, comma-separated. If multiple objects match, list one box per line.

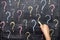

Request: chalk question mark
left=6, top=11, right=11, bottom=23
left=48, top=0, right=51, bottom=4
left=53, top=19, right=59, bottom=29
left=1, top=1, right=7, bottom=12
left=36, top=13, right=41, bottom=21
left=17, top=0, right=20, bottom=8
left=10, top=21, right=15, bottom=32
left=6, top=30, right=11, bottom=38
left=28, top=6, right=33, bottom=17
left=0, top=21, right=5, bottom=31
left=31, top=19, right=37, bottom=32
left=49, top=4, right=55, bottom=15
left=25, top=32, right=31, bottom=40
left=11, top=9, right=15, bottom=18
left=17, top=10, right=22, bottom=21
left=18, top=24, right=22, bottom=36
left=21, top=4, right=26, bottom=12
left=45, top=15, right=51, bottom=24
left=41, top=0, right=47, bottom=13
left=23, top=19, right=28, bottom=29
left=50, top=29, right=54, bottom=36
left=9, top=0, right=12, bottom=6
left=34, top=4, right=39, bottom=13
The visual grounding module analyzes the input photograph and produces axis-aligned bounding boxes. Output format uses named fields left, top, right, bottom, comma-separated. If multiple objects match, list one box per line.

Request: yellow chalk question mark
left=28, top=6, right=33, bottom=17
left=10, top=21, right=15, bottom=32
left=25, top=32, right=31, bottom=40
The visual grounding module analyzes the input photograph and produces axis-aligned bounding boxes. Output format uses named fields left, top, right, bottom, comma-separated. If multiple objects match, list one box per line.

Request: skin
left=38, top=21, right=51, bottom=40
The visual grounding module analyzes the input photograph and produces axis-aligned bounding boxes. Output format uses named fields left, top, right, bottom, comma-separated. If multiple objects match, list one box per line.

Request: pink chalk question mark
left=0, top=21, right=5, bottom=31
left=49, top=4, right=55, bottom=15
left=18, top=24, right=22, bottom=36
left=17, top=10, right=22, bottom=21
left=1, top=1, right=7, bottom=12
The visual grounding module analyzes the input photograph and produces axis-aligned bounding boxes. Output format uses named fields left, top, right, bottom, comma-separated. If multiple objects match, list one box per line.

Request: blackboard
left=0, top=0, right=60, bottom=40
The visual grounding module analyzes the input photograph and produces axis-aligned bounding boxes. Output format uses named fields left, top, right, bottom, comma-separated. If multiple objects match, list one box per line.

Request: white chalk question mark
left=6, top=30, right=11, bottom=38
left=41, top=0, right=47, bottom=13
left=11, top=9, right=15, bottom=18
left=31, top=19, right=37, bottom=32
left=0, top=21, right=5, bottom=31
left=21, top=4, right=26, bottom=12
left=36, top=13, right=41, bottom=21
left=34, top=4, right=39, bottom=13
left=10, top=21, right=15, bottom=32
left=53, top=19, right=59, bottom=29
left=25, top=32, right=31, bottom=40
left=45, top=15, right=51, bottom=24
left=28, top=6, right=33, bottom=17
left=1, top=1, right=7, bottom=12
left=9, top=0, right=12, bottom=6
left=23, top=19, right=28, bottom=29
left=6, top=11, right=11, bottom=23
left=17, top=10, right=22, bottom=21
left=49, top=4, right=55, bottom=15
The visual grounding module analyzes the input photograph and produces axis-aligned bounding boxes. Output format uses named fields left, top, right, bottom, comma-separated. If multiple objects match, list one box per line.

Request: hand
left=38, top=21, right=51, bottom=40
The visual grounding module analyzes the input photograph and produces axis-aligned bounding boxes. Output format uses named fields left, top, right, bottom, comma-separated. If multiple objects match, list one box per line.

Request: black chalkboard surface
left=0, top=0, right=60, bottom=40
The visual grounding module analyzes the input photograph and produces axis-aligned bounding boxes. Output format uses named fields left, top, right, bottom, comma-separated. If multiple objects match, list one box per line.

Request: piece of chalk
left=38, top=21, right=42, bottom=25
